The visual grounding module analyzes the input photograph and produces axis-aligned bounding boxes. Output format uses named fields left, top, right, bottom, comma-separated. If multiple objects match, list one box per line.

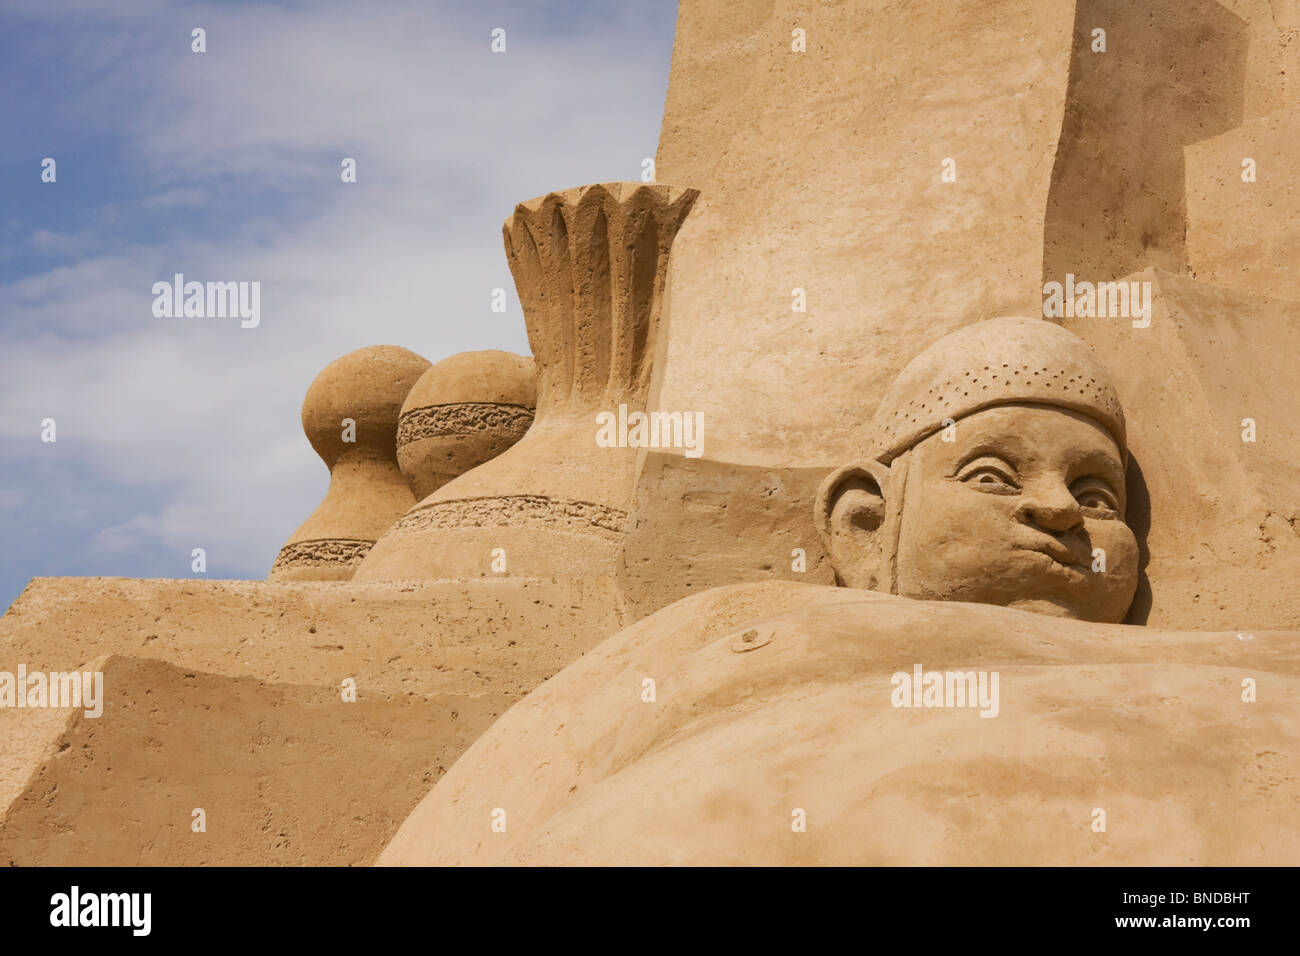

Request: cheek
left=902, top=481, right=1019, bottom=560
left=930, top=481, right=1018, bottom=532
left=1075, top=519, right=1139, bottom=622
left=1087, top=519, right=1139, bottom=575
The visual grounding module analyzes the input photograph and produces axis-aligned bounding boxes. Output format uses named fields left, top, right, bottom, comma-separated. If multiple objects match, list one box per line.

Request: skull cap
left=869, top=317, right=1126, bottom=464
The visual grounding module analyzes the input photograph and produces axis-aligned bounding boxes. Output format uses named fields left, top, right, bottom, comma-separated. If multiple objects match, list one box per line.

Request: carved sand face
left=895, top=403, right=1138, bottom=621
left=818, top=401, right=1139, bottom=623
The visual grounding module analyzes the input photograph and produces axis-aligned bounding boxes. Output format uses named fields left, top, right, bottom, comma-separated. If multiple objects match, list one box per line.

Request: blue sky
left=0, top=0, right=679, bottom=612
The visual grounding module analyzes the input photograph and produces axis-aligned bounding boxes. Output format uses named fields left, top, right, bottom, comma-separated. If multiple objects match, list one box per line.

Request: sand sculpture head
left=816, top=317, right=1138, bottom=623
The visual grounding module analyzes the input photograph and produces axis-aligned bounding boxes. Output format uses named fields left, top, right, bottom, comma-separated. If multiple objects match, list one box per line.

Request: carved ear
left=815, top=461, right=891, bottom=589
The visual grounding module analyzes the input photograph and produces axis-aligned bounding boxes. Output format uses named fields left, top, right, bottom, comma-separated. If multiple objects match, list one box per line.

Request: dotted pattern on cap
left=867, top=319, right=1127, bottom=464
left=893, top=366, right=1116, bottom=426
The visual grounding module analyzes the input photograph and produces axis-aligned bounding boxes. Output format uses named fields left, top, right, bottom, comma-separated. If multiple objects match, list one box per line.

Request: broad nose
left=1017, top=480, right=1083, bottom=534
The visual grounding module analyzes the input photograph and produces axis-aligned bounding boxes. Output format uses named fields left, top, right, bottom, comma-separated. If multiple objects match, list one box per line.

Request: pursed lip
left=1015, top=536, right=1089, bottom=569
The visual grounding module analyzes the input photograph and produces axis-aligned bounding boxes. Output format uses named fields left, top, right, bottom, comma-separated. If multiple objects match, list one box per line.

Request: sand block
left=0, top=655, right=511, bottom=865
left=1186, top=108, right=1300, bottom=304
left=0, top=575, right=626, bottom=863
left=1061, top=268, right=1300, bottom=629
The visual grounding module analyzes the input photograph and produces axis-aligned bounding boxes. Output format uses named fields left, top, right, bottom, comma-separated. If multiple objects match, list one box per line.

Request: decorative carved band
left=397, top=402, right=534, bottom=444
left=394, top=495, right=628, bottom=538
left=272, top=538, right=374, bottom=571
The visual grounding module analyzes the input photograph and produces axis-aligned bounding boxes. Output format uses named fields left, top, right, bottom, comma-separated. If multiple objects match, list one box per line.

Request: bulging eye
left=960, top=466, right=1018, bottom=493
left=1073, top=481, right=1120, bottom=515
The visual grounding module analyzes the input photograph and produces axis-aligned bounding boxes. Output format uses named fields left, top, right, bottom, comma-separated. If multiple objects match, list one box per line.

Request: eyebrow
left=950, top=443, right=1022, bottom=476
left=1067, top=448, right=1125, bottom=489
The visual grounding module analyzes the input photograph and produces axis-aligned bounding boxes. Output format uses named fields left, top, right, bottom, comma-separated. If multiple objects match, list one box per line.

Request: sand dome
left=269, top=345, right=431, bottom=582
left=396, top=350, right=536, bottom=501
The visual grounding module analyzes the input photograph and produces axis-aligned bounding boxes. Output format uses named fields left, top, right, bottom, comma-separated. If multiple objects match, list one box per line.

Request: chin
left=1005, top=596, right=1089, bottom=620
left=1005, top=592, right=1132, bottom=624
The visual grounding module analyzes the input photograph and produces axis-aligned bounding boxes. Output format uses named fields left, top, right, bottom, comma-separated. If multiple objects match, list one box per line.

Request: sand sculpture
left=3, top=0, right=1299, bottom=868
left=268, top=345, right=430, bottom=582
left=380, top=319, right=1300, bottom=865
left=622, top=0, right=1300, bottom=629
left=817, top=317, right=1136, bottom=624
left=357, top=182, right=698, bottom=583
left=392, top=351, right=536, bottom=502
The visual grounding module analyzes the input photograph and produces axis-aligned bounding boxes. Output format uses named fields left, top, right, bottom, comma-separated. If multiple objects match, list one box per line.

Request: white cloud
left=0, top=0, right=675, bottom=580
left=30, top=230, right=105, bottom=258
